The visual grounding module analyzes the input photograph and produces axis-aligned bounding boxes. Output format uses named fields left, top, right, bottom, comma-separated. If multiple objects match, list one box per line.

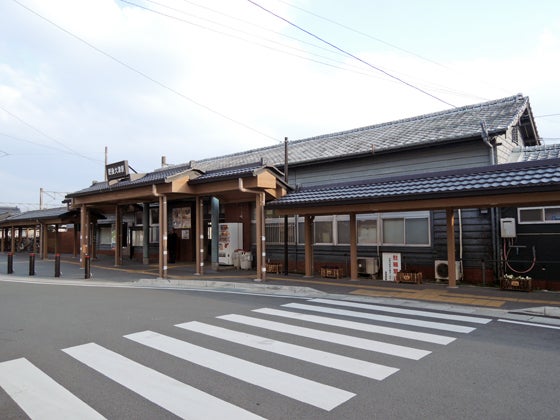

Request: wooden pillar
left=1, top=228, right=4, bottom=253
left=115, top=205, right=122, bottom=266
left=80, top=205, right=89, bottom=268
left=73, top=224, right=78, bottom=257
left=349, top=213, right=358, bottom=280
left=142, top=202, right=150, bottom=265
left=446, top=208, right=458, bottom=288
left=91, top=220, right=97, bottom=259
left=195, top=196, right=204, bottom=275
left=158, top=195, right=168, bottom=279
left=255, top=193, right=266, bottom=281
left=304, top=215, right=314, bottom=277
left=34, top=225, right=39, bottom=254
left=211, top=197, right=219, bottom=270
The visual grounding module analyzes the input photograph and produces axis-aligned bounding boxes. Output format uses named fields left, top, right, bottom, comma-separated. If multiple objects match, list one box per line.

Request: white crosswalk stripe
left=217, top=313, right=431, bottom=360
left=2, top=298, right=491, bottom=418
left=0, top=358, right=105, bottom=420
left=253, top=307, right=457, bottom=344
left=176, top=321, right=399, bottom=380
left=283, top=302, right=476, bottom=333
left=62, top=342, right=265, bottom=420
left=125, top=329, right=355, bottom=411
left=309, top=298, right=493, bottom=324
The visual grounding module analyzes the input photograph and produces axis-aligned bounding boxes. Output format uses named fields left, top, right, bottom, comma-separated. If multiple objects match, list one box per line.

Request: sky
left=1, top=0, right=560, bottom=211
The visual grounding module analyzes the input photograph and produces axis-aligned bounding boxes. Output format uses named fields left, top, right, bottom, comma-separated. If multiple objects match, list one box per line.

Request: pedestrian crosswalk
left=0, top=298, right=493, bottom=419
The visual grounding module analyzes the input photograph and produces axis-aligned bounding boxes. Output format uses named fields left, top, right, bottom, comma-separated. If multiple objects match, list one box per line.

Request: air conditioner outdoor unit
left=434, top=260, right=463, bottom=281
left=357, top=257, right=379, bottom=279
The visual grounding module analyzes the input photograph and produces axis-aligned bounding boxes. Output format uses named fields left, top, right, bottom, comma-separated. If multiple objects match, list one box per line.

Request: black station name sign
left=106, top=160, right=130, bottom=181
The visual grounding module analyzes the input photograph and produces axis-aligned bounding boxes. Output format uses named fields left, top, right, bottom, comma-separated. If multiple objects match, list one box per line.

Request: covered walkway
left=0, top=207, right=85, bottom=258
left=64, top=161, right=289, bottom=281
left=269, top=157, right=560, bottom=288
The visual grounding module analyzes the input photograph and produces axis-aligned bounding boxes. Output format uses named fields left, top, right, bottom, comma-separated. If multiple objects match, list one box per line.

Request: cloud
left=1, top=0, right=559, bottom=210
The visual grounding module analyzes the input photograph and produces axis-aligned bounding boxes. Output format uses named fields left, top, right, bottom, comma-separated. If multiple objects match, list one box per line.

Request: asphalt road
left=1, top=280, right=559, bottom=419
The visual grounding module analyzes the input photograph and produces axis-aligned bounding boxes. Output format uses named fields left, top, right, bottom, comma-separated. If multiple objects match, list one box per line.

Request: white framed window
left=518, top=206, right=560, bottom=224
left=265, top=217, right=296, bottom=245
left=381, top=211, right=430, bottom=246
left=357, top=214, right=378, bottom=244
left=99, top=226, right=112, bottom=245
left=291, top=211, right=429, bottom=246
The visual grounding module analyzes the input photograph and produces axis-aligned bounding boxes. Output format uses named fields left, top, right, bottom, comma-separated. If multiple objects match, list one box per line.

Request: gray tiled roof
left=193, top=94, right=533, bottom=171
left=3, top=207, right=75, bottom=222
left=188, top=163, right=284, bottom=184
left=268, top=158, right=560, bottom=208
left=68, top=163, right=193, bottom=197
left=512, top=143, right=560, bottom=162
left=67, top=94, right=534, bottom=199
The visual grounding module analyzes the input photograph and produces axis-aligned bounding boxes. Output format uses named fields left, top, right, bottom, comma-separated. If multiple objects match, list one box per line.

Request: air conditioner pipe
left=481, top=120, right=499, bottom=281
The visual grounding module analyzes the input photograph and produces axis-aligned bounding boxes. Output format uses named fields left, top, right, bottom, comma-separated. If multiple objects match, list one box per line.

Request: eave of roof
left=188, top=163, right=287, bottom=186
left=67, top=164, right=196, bottom=198
left=2, top=207, right=77, bottom=222
left=268, top=157, right=560, bottom=209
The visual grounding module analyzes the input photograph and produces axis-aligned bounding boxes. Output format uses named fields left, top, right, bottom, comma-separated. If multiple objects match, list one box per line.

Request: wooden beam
left=272, top=190, right=560, bottom=216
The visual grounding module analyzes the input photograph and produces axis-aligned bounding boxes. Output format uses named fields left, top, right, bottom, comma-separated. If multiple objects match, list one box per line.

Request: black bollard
left=7, top=252, right=13, bottom=274
left=54, top=253, right=61, bottom=278
left=29, top=253, right=35, bottom=276
left=84, top=255, right=91, bottom=279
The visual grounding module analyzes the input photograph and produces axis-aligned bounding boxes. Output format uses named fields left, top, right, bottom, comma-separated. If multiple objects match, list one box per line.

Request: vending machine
left=218, top=223, right=243, bottom=265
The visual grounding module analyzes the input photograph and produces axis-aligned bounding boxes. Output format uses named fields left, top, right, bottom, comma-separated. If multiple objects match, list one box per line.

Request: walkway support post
left=211, top=197, right=219, bottom=271
left=255, top=192, right=266, bottom=281
left=158, top=195, right=168, bottom=279
left=80, top=205, right=89, bottom=268
left=195, top=196, right=204, bottom=276
left=115, top=205, right=122, bottom=267
left=142, top=202, right=150, bottom=265
left=304, top=215, right=314, bottom=277
left=446, top=208, right=458, bottom=288
left=349, top=213, right=358, bottom=280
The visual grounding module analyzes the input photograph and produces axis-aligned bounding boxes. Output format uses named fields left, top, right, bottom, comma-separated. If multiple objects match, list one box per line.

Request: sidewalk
left=1, top=253, right=560, bottom=322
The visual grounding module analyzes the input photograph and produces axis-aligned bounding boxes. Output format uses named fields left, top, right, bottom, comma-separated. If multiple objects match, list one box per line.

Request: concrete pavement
left=1, top=252, right=560, bottom=325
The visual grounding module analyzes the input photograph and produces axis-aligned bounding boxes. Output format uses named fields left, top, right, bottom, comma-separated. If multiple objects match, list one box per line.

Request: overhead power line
left=12, top=0, right=279, bottom=143
left=131, top=0, right=484, bottom=102
left=248, top=0, right=456, bottom=108
left=535, top=114, right=560, bottom=118
left=0, top=105, right=101, bottom=164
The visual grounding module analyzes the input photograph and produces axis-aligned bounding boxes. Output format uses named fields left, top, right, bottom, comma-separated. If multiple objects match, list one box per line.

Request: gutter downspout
left=238, top=178, right=266, bottom=281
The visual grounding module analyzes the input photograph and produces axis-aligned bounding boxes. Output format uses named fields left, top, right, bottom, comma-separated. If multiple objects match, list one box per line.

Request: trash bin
left=240, top=251, right=253, bottom=270
left=232, top=250, right=241, bottom=269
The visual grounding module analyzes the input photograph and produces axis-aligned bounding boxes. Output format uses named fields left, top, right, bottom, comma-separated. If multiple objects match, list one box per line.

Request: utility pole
left=284, top=137, right=289, bottom=275
left=39, top=188, right=44, bottom=210
left=104, top=146, right=108, bottom=181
